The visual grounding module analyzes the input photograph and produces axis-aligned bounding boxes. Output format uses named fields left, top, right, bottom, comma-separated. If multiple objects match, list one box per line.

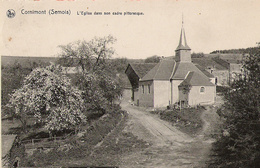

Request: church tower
left=175, top=18, right=191, bottom=62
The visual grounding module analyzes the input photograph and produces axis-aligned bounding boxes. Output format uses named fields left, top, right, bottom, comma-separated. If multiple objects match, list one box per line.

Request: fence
left=21, top=132, right=74, bottom=149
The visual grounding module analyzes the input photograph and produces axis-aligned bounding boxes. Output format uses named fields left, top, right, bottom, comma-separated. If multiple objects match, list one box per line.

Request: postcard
left=1, top=0, right=260, bottom=167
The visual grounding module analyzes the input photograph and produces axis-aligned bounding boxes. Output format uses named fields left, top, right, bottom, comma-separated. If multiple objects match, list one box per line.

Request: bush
left=216, top=86, right=230, bottom=94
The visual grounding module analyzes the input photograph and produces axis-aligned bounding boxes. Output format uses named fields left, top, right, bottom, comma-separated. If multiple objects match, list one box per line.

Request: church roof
left=179, top=71, right=215, bottom=86
left=171, top=62, right=209, bottom=80
left=195, top=64, right=214, bottom=78
left=140, top=59, right=176, bottom=81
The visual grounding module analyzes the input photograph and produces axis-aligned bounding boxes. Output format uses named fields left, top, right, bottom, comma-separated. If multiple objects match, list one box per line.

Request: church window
left=142, top=85, right=144, bottom=94
left=200, top=87, right=205, bottom=93
left=148, top=84, right=151, bottom=94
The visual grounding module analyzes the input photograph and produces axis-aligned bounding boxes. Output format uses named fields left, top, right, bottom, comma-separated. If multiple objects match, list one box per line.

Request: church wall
left=188, top=85, right=216, bottom=106
left=171, top=80, right=183, bottom=104
left=153, top=80, right=171, bottom=107
left=138, top=80, right=154, bottom=107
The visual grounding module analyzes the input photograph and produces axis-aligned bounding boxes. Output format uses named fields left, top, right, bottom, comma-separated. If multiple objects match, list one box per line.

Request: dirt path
left=119, top=101, right=220, bottom=168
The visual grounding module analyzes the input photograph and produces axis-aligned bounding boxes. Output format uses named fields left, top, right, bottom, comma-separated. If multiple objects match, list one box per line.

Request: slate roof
left=176, top=27, right=191, bottom=51
left=171, top=62, right=209, bottom=80
left=195, top=64, right=214, bottom=78
left=179, top=71, right=215, bottom=86
left=192, top=58, right=227, bottom=70
left=128, top=63, right=157, bottom=78
left=140, top=59, right=176, bottom=81
left=2, top=135, right=17, bottom=158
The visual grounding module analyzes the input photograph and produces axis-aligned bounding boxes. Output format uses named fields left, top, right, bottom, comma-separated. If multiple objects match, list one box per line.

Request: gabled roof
left=171, top=62, right=209, bottom=80
left=140, top=59, right=176, bottom=81
left=192, top=57, right=228, bottom=70
left=179, top=71, right=215, bottom=86
left=126, top=63, right=157, bottom=79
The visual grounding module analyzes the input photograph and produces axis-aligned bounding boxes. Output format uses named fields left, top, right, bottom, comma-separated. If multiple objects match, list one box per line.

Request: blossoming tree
left=8, top=64, right=86, bottom=133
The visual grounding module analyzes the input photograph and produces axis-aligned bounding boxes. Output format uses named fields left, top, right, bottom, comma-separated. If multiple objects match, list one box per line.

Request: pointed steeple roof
left=176, top=18, right=191, bottom=51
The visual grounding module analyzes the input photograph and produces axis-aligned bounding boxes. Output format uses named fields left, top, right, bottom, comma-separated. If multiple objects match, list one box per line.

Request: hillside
left=210, top=46, right=260, bottom=54
left=1, top=56, right=58, bottom=68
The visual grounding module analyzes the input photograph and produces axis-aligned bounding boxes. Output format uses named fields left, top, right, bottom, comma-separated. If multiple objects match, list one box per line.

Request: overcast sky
left=1, top=0, right=260, bottom=59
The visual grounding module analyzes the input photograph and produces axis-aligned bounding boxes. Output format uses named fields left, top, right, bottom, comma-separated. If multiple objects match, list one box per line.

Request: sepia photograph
left=1, top=0, right=260, bottom=167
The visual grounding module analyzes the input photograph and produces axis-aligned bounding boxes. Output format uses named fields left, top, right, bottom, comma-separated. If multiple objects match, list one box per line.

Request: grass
left=21, top=108, right=150, bottom=167
left=151, top=106, right=205, bottom=136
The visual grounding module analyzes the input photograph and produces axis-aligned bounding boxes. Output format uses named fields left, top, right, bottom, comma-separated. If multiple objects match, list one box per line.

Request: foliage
left=210, top=46, right=260, bottom=54
left=1, top=62, right=31, bottom=114
left=7, top=64, right=86, bottom=133
left=58, top=35, right=123, bottom=115
left=58, top=35, right=116, bottom=71
left=144, top=55, right=161, bottom=63
left=191, top=52, right=205, bottom=58
left=216, top=85, right=229, bottom=94
left=1, top=60, right=50, bottom=116
left=110, top=57, right=129, bottom=73
left=209, top=50, right=260, bottom=167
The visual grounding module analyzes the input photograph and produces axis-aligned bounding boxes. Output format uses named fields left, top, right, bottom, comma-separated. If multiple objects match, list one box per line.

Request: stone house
left=192, top=53, right=243, bottom=86
left=212, top=57, right=243, bottom=85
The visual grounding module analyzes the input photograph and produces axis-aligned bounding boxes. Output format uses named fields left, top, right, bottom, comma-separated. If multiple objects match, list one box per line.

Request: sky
left=1, top=0, right=260, bottom=59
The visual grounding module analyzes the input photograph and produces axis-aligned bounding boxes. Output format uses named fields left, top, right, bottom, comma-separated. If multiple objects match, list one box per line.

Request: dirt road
left=120, top=101, right=219, bottom=168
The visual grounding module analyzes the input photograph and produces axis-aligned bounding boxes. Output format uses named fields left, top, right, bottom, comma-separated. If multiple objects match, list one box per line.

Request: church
left=126, top=24, right=216, bottom=108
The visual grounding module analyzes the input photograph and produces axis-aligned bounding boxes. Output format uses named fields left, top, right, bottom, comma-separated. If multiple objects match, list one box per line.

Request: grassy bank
left=150, top=106, right=205, bottom=136
left=22, top=108, right=149, bottom=167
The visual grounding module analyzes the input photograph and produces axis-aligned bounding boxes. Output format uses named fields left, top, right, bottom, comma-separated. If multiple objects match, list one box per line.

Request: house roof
left=126, top=63, right=157, bottom=79
left=140, top=59, right=176, bottom=81
left=192, top=58, right=227, bottom=70
left=179, top=71, right=215, bottom=86
left=171, top=62, right=209, bottom=80
left=2, top=135, right=17, bottom=158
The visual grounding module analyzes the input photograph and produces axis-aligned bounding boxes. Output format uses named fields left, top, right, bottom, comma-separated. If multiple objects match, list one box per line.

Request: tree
left=144, top=55, right=161, bottom=63
left=209, top=49, right=260, bottom=167
left=191, top=52, right=204, bottom=58
left=7, top=64, right=86, bottom=133
left=58, top=36, right=123, bottom=115
left=58, top=35, right=116, bottom=72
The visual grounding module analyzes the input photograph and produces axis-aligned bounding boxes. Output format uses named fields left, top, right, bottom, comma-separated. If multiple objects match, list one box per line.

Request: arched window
left=200, top=87, right=205, bottom=93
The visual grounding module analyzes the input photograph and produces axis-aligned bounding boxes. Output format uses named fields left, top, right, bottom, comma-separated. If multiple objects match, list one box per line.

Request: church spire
left=176, top=15, right=191, bottom=51
left=175, top=16, right=192, bottom=62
